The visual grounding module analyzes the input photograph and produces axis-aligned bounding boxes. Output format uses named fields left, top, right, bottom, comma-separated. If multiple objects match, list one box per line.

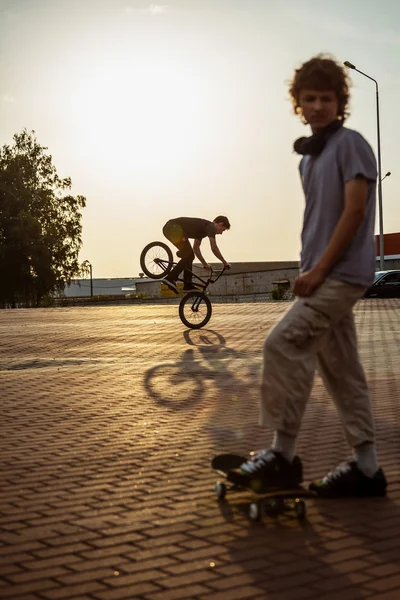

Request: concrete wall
left=134, top=280, right=162, bottom=298
left=64, top=278, right=145, bottom=297
left=189, top=262, right=298, bottom=296
left=202, top=267, right=299, bottom=296
left=376, top=258, right=400, bottom=270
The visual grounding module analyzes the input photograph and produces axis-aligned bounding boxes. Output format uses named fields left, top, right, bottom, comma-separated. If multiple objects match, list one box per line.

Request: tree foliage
left=0, top=130, right=86, bottom=307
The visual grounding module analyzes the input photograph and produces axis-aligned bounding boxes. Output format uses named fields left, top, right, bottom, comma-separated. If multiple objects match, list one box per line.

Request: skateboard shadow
left=213, top=491, right=398, bottom=598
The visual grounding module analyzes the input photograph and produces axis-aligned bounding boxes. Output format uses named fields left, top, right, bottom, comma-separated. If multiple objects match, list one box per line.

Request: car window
left=381, top=273, right=400, bottom=284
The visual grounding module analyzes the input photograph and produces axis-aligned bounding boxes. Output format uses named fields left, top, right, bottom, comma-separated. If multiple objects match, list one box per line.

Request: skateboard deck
left=212, top=453, right=247, bottom=473
left=211, top=453, right=316, bottom=521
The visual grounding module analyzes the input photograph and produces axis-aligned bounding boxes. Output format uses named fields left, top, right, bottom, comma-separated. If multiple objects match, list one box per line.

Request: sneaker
left=228, top=449, right=303, bottom=492
left=309, top=461, right=387, bottom=498
left=163, top=278, right=179, bottom=294
left=182, top=285, right=198, bottom=293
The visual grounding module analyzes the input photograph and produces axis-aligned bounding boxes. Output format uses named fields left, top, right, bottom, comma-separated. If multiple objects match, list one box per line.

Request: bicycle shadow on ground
left=182, top=329, right=226, bottom=348
left=143, top=347, right=206, bottom=410
left=143, top=328, right=261, bottom=414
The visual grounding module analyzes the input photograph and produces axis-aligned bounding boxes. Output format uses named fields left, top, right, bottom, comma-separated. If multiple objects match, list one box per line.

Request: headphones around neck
left=294, top=119, right=344, bottom=156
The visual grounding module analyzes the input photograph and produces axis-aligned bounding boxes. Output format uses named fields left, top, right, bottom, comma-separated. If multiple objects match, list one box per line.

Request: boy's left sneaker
left=228, top=449, right=303, bottom=491
left=309, top=461, right=387, bottom=497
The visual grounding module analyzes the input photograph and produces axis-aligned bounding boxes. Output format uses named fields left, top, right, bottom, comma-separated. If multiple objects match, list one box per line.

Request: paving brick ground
left=0, top=298, right=399, bottom=600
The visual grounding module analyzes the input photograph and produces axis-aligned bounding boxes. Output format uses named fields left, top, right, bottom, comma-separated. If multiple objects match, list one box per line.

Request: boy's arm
left=193, top=239, right=210, bottom=269
left=294, top=177, right=368, bottom=297
left=209, top=238, right=230, bottom=267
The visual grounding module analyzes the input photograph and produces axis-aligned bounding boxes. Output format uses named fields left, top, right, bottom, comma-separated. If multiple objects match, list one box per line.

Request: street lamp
left=344, top=60, right=385, bottom=270
left=381, top=171, right=391, bottom=183
left=82, top=260, right=93, bottom=297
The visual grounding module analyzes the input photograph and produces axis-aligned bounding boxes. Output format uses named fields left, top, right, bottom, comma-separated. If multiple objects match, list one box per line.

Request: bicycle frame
left=185, top=266, right=227, bottom=293
left=154, top=256, right=227, bottom=293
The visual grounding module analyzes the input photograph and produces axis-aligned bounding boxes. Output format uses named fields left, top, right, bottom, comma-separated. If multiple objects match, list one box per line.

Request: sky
left=1, top=0, right=399, bottom=277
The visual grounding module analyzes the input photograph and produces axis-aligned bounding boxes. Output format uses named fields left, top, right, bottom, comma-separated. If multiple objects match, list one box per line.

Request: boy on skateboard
left=231, top=55, right=387, bottom=497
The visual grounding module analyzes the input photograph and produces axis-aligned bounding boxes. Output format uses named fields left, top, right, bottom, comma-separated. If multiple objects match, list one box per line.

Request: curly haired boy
left=230, top=55, right=387, bottom=497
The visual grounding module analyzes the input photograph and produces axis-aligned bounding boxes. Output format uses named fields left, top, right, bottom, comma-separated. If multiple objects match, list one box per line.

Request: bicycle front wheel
left=140, top=241, right=173, bottom=279
left=179, top=292, right=212, bottom=329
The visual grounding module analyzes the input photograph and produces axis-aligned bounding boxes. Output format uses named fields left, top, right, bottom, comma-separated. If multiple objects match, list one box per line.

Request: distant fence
left=51, top=291, right=295, bottom=308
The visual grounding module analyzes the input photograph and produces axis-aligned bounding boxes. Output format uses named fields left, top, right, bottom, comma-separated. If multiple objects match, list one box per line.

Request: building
left=376, top=232, right=400, bottom=267
left=63, top=277, right=146, bottom=297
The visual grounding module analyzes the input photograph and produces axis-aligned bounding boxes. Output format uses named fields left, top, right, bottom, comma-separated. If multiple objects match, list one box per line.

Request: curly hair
left=289, top=54, right=351, bottom=122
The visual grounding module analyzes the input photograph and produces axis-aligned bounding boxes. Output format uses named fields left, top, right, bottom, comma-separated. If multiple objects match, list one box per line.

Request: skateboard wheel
left=294, top=499, right=307, bottom=519
left=249, top=502, right=262, bottom=521
left=265, top=498, right=284, bottom=516
left=215, top=482, right=226, bottom=500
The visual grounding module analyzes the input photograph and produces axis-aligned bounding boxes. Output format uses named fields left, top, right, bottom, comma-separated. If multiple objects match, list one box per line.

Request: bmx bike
left=140, top=241, right=227, bottom=329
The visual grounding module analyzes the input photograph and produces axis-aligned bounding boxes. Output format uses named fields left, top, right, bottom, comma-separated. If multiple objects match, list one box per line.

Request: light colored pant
left=261, top=278, right=375, bottom=448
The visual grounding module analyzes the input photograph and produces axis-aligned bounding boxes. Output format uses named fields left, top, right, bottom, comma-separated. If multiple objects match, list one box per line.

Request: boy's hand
left=203, top=262, right=211, bottom=270
left=223, top=262, right=231, bottom=269
left=293, top=268, right=325, bottom=297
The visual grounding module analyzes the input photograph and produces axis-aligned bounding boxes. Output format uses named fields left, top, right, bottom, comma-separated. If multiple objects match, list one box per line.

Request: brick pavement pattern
left=0, top=299, right=399, bottom=600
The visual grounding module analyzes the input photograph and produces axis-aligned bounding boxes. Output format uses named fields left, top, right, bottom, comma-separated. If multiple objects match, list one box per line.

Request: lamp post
left=82, top=260, right=93, bottom=297
left=344, top=61, right=385, bottom=270
left=381, top=171, right=391, bottom=183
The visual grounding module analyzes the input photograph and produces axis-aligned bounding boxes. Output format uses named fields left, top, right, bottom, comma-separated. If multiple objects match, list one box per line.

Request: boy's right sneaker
left=163, top=278, right=179, bottom=294
left=309, top=461, right=387, bottom=497
left=228, top=449, right=303, bottom=492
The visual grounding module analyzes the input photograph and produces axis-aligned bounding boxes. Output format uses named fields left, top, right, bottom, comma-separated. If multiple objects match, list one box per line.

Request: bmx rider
left=162, top=216, right=231, bottom=293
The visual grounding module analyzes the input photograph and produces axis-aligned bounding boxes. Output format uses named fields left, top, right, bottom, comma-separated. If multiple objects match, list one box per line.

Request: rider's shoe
left=163, top=277, right=179, bottom=294
left=183, top=284, right=198, bottom=293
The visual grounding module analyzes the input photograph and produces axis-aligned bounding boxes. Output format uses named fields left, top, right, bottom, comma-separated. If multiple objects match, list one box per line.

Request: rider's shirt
left=168, top=217, right=216, bottom=240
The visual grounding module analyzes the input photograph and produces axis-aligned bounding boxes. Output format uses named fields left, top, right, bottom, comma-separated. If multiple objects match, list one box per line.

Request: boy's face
left=298, top=89, right=339, bottom=133
left=214, top=222, right=227, bottom=235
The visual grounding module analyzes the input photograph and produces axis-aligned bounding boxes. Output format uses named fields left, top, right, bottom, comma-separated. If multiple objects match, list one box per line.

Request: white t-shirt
left=299, top=126, right=377, bottom=287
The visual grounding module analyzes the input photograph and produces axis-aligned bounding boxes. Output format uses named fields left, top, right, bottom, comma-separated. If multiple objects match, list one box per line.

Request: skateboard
left=211, top=453, right=316, bottom=521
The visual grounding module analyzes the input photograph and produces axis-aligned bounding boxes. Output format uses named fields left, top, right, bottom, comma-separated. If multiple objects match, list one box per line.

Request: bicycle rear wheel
left=140, top=242, right=173, bottom=279
left=179, top=292, right=212, bottom=329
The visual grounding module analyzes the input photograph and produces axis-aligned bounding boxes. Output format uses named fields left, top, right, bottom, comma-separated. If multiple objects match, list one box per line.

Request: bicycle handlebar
left=208, top=265, right=228, bottom=284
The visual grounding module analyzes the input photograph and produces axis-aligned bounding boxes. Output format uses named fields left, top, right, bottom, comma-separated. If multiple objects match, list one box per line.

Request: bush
left=270, top=286, right=287, bottom=301
left=39, top=295, right=56, bottom=307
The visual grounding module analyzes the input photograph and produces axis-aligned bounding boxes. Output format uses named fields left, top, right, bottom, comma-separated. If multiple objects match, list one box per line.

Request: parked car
left=364, top=270, right=400, bottom=298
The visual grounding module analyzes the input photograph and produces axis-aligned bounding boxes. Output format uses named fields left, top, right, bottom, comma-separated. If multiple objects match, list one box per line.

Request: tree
left=0, top=130, right=86, bottom=307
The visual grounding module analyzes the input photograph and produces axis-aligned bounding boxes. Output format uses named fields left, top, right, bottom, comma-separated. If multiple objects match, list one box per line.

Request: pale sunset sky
left=1, top=0, right=399, bottom=277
